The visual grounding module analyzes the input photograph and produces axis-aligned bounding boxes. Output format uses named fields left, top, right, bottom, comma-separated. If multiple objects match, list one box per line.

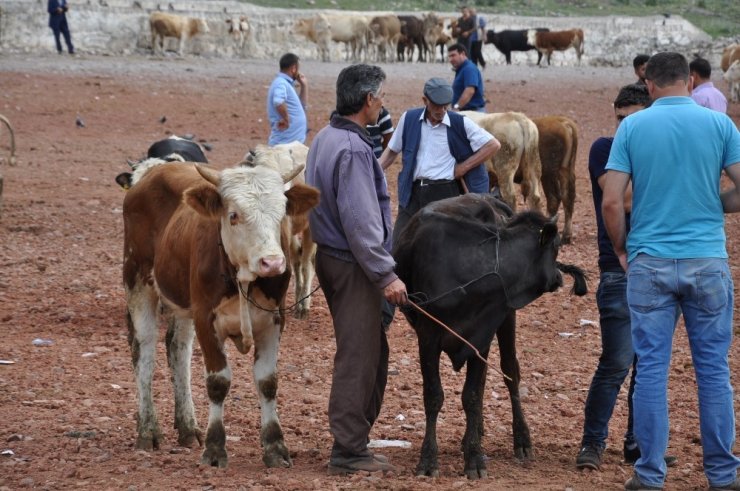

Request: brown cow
left=149, top=12, right=209, bottom=56
left=122, top=161, right=320, bottom=468
left=528, top=28, right=584, bottom=66
left=369, top=14, right=402, bottom=63
left=720, top=43, right=740, bottom=72
left=461, top=111, right=543, bottom=213
left=532, top=116, right=578, bottom=244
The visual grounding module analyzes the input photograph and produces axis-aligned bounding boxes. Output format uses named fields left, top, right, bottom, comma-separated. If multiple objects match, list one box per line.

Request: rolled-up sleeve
left=463, top=117, right=495, bottom=152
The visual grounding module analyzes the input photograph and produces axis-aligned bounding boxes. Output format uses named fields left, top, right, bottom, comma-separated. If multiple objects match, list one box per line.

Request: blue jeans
left=581, top=271, right=636, bottom=449
left=628, top=254, right=739, bottom=488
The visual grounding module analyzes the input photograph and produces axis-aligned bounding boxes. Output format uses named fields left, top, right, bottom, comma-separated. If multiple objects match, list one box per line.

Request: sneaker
left=327, top=453, right=395, bottom=475
left=710, top=478, right=740, bottom=490
left=576, top=444, right=603, bottom=470
left=624, top=474, right=662, bottom=490
left=623, top=443, right=677, bottom=467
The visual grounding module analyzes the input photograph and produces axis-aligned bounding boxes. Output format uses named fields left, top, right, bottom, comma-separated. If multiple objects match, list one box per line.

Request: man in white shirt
left=378, top=77, right=500, bottom=244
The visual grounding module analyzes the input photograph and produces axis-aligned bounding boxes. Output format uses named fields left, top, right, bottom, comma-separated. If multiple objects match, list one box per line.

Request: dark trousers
left=470, top=40, right=485, bottom=68
left=51, top=17, right=74, bottom=54
left=392, top=180, right=462, bottom=246
left=316, top=251, right=389, bottom=455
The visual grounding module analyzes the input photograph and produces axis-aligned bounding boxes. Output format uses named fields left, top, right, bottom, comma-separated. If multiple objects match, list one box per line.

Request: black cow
left=397, top=15, right=428, bottom=62
left=485, top=28, right=549, bottom=65
left=393, top=193, right=587, bottom=479
left=115, top=135, right=208, bottom=189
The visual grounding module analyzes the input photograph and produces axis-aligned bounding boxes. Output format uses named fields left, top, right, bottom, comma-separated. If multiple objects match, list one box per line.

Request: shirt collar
left=330, top=113, right=373, bottom=147
left=277, top=72, right=294, bottom=83
left=418, top=108, right=451, bottom=127
left=652, top=96, right=695, bottom=106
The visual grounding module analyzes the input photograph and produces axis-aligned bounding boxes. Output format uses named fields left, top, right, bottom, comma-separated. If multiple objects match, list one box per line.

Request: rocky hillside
left=0, top=0, right=733, bottom=66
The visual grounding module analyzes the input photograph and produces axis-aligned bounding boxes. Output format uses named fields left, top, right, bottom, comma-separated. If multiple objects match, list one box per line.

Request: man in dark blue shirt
left=577, top=83, right=677, bottom=473
left=448, top=43, right=486, bottom=112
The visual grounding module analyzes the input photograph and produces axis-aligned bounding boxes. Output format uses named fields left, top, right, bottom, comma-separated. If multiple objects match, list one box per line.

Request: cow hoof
left=177, top=427, right=203, bottom=448
left=135, top=430, right=162, bottom=451
left=200, top=447, right=228, bottom=468
left=263, top=453, right=292, bottom=468
left=415, top=462, right=439, bottom=477
left=465, top=468, right=488, bottom=480
left=263, top=441, right=292, bottom=468
left=514, top=446, right=535, bottom=461
left=561, top=233, right=572, bottom=245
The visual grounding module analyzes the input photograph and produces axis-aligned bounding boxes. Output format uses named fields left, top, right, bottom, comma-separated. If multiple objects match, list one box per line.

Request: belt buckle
left=418, top=178, right=430, bottom=187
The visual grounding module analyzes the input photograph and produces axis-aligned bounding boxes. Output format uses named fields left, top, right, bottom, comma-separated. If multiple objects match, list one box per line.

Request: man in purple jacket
left=305, top=64, right=407, bottom=476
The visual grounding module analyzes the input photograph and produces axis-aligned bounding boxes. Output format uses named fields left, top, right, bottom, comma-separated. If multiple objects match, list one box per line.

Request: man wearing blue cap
left=379, top=77, right=500, bottom=244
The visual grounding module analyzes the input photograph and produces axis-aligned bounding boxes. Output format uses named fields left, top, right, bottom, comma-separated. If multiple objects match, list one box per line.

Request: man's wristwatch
left=453, top=103, right=460, bottom=110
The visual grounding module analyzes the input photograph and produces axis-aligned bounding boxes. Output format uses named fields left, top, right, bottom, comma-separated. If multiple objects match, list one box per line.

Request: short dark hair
left=614, top=83, right=651, bottom=109
left=689, top=57, right=711, bottom=79
left=448, top=43, right=467, bottom=56
left=645, top=52, right=689, bottom=88
left=279, top=53, right=299, bottom=71
left=335, top=64, right=386, bottom=116
left=633, top=54, right=650, bottom=69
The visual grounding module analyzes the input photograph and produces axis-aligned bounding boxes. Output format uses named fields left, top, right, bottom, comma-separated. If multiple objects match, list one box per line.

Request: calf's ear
left=184, top=184, right=223, bottom=220
left=539, top=222, right=558, bottom=247
left=285, top=183, right=320, bottom=217
left=115, top=172, right=133, bottom=190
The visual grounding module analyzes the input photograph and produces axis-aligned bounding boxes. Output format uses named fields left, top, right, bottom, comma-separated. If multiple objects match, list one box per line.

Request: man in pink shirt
left=690, top=57, right=728, bottom=113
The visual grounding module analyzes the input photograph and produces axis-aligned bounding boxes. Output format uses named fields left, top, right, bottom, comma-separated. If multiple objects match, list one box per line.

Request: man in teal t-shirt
left=602, top=51, right=740, bottom=491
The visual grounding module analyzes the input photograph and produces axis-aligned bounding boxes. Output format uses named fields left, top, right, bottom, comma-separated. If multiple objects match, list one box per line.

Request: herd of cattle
left=148, top=10, right=585, bottom=65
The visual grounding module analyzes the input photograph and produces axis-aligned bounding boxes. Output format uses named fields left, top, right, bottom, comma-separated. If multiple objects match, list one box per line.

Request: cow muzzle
left=258, top=255, right=286, bottom=277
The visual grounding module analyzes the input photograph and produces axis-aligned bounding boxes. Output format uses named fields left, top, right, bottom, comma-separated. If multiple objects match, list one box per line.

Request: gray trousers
left=315, top=251, right=389, bottom=455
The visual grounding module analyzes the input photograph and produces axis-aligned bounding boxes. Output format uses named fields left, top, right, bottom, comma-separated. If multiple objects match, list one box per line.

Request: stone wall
left=0, top=0, right=733, bottom=66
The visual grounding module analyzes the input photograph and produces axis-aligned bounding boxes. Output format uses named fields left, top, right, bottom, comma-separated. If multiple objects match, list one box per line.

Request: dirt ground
left=1, top=52, right=739, bottom=491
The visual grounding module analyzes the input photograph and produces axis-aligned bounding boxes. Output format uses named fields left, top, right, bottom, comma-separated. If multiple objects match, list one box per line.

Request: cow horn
left=282, top=163, right=305, bottom=183
left=195, top=163, right=221, bottom=187
left=126, top=158, right=139, bottom=169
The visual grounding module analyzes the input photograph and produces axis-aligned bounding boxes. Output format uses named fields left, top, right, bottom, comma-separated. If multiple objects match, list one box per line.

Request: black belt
left=414, top=178, right=455, bottom=187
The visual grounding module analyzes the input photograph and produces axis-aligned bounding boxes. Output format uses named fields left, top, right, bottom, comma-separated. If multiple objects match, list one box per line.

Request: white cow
left=225, top=16, right=250, bottom=53
left=724, top=60, right=740, bottom=104
left=242, top=142, right=316, bottom=319
left=294, top=15, right=331, bottom=62
left=149, top=12, right=209, bottom=56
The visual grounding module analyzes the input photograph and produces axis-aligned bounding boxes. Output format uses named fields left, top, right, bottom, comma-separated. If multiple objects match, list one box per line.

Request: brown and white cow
left=122, top=161, right=320, bottom=468
left=149, top=12, right=209, bottom=56
left=461, top=111, right=543, bottom=213
left=225, top=15, right=250, bottom=53
left=527, top=28, right=584, bottom=66
left=242, top=142, right=316, bottom=320
left=532, top=116, right=578, bottom=244
left=293, top=15, right=331, bottom=62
